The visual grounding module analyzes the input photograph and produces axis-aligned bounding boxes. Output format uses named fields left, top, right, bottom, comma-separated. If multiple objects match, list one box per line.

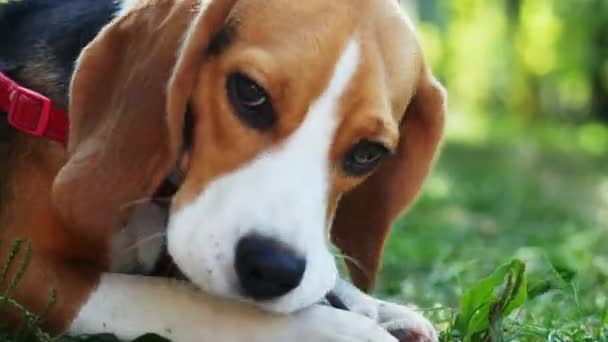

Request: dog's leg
left=330, top=279, right=438, bottom=342
left=69, top=273, right=398, bottom=342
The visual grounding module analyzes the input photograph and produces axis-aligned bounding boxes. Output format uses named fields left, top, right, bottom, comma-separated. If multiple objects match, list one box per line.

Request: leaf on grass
left=525, top=254, right=576, bottom=300
left=455, top=262, right=511, bottom=331
left=454, top=259, right=528, bottom=342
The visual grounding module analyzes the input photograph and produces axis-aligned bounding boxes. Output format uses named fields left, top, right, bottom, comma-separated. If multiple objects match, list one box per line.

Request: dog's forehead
left=228, top=0, right=422, bottom=119
left=232, top=0, right=360, bottom=34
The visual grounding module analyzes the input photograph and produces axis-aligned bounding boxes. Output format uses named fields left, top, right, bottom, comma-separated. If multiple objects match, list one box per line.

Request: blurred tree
left=408, top=0, right=608, bottom=124
left=589, top=1, right=608, bottom=121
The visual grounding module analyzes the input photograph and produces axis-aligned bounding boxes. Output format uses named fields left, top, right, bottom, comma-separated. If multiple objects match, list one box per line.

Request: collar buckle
left=7, top=84, right=52, bottom=137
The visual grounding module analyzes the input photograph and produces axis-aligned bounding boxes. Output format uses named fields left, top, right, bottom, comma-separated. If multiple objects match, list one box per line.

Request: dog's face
left=55, top=0, right=445, bottom=315
left=168, top=0, right=424, bottom=313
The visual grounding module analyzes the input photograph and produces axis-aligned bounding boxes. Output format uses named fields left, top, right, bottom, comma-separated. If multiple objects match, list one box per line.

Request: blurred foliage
left=412, top=0, right=608, bottom=125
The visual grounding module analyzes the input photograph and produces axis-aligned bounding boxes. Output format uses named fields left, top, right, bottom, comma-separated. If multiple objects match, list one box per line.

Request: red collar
left=0, top=71, right=68, bottom=144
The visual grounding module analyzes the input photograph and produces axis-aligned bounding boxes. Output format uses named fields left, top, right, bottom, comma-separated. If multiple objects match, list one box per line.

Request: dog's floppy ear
left=331, top=65, right=446, bottom=291
left=167, top=0, right=238, bottom=151
left=52, top=0, right=237, bottom=240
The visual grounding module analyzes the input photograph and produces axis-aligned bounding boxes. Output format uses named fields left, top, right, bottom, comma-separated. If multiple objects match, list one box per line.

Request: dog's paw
left=328, top=279, right=438, bottom=342
left=377, top=301, right=438, bottom=342
left=291, top=304, right=397, bottom=342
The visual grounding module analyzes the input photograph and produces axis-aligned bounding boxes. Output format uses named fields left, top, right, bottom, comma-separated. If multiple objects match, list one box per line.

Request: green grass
left=0, top=241, right=55, bottom=342
left=375, top=115, right=608, bottom=341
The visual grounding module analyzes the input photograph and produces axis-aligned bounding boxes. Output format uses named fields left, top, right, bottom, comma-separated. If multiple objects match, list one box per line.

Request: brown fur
left=332, top=67, right=446, bottom=290
left=0, top=139, right=10, bottom=200
left=0, top=134, right=101, bottom=330
left=52, top=0, right=196, bottom=242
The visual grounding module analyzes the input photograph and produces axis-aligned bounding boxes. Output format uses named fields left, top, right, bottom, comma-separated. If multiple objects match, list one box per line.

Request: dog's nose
left=235, top=234, right=305, bottom=300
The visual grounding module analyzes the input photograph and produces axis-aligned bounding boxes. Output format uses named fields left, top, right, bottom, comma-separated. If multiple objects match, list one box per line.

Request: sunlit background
left=372, top=0, right=608, bottom=338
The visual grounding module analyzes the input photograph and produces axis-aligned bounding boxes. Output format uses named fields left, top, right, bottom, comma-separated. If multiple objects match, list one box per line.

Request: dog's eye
left=227, top=73, right=276, bottom=130
left=343, top=140, right=390, bottom=176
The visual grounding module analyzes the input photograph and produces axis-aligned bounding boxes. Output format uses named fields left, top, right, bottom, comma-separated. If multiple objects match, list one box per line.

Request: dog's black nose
left=235, top=234, right=305, bottom=300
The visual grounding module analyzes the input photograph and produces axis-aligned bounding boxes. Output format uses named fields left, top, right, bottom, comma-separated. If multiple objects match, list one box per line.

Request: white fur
left=69, top=273, right=397, bottom=342
left=332, top=279, right=438, bottom=341
left=167, top=37, right=361, bottom=313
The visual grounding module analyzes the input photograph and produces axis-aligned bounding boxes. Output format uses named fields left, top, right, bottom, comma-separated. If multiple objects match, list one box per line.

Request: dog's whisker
left=120, top=197, right=156, bottom=210
left=332, top=252, right=368, bottom=275
left=120, top=196, right=173, bottom=211
left=117, top=232, right=167, bottom=255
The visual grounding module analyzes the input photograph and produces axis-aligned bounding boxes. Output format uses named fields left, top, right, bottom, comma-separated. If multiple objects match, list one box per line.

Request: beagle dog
left=0, top=0, right=445, bottom=341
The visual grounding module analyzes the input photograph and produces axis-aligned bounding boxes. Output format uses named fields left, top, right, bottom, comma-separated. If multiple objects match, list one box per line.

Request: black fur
left=0, top=0, right=117, bottom=106
left=0, top=0, right=116, bottom=141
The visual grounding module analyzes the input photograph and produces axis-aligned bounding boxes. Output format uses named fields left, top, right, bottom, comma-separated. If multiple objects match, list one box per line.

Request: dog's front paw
left=329, top=279, right=438, bottom=342
left=377, top=301, right=437, bottom=342
left=291, top=304, right=397, bottom=342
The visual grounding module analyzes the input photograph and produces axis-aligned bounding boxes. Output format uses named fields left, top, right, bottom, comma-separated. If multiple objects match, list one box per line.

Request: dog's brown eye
left=236, top=77, right=266, bottom=106
left=343, top=140, right=390, bottom=176
left=227, top=73, right=276, bottom=130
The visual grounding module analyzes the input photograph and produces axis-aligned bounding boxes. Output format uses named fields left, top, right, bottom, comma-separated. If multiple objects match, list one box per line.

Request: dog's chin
left=188, top=274, right=331, bottom=315
left=160, top=258, right=335, bottom=314
left=250, top=294, right=325, bottom=314
left=238, top=286, right=335, bottom=314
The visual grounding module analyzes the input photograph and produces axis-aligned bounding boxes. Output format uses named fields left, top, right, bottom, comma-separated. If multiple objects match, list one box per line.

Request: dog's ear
left=331, top=65, right=446, bottom=291
left=167, top=0, right=238, bottom=152
left=52, top=0, right=237, bottom=240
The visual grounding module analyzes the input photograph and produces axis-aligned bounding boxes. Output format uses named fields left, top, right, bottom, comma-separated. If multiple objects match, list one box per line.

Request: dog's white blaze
left=168, top=37, right=361, bottom=313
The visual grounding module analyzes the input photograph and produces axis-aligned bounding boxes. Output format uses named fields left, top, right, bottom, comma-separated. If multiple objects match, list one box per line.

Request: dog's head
left=52, top=0, right=445, bottom=313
